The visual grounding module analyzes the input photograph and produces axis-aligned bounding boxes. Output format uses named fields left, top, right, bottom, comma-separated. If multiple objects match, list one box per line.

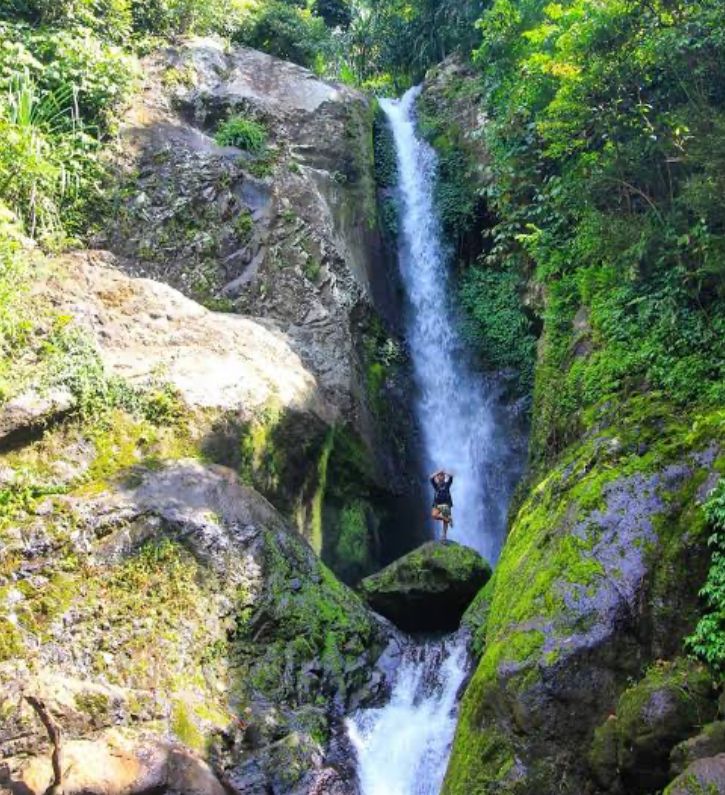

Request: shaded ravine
left=347, top=88, right=523, bottom=794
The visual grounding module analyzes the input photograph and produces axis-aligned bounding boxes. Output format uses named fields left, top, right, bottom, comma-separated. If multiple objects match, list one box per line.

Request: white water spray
left=379, top=86, right=514, bottom=562
left=347, top=86, right=524, bottom=795
left=347, top=638, right=467, bottom=795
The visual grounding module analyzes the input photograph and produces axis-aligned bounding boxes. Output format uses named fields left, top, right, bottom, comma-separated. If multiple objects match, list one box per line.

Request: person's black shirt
left=431, top=474, right=453, bottom=507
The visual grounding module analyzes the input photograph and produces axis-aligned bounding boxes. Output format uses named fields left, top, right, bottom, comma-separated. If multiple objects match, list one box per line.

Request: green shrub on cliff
left=687, top=479, right=725, bottom=674
left=465, top=0, right=725, bottom=465
left=215, top=114, right=267, bottom=151
left=233, top=2, right=331, bottom=69
left=0, top=22, right=137, bottom=243
left=459, top=263, right=536, bottom=388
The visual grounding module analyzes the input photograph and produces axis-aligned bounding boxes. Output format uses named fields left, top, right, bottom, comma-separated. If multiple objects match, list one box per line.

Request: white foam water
left=348, top=85, right=523, bottom=795
left=347, top=637, right=468, bottom=795
left=378, top=86, right=514, bottom=563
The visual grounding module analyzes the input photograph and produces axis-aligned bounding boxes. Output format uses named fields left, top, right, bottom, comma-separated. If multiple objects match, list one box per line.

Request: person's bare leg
left=442, top=520, right=448, bottom=542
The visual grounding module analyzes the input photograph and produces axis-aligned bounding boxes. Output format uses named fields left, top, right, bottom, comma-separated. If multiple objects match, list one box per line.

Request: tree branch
left=25, top=696, right=63, bottom=795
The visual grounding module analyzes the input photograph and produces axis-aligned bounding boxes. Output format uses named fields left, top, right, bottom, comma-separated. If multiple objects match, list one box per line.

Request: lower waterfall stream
left=346, top=88, right=523, bottom=792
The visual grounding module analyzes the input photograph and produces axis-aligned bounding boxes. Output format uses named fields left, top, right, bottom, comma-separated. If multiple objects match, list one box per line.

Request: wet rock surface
left=670, top=721, right=725, bottom=777
left=588, top=659, right=717, bottom=794
left=360, top=541, right=492, bottom=632
left=0, top=460, right=389, bottom=794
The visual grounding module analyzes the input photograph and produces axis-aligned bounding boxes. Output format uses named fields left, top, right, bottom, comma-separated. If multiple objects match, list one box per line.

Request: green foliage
left=2, top=0, right=255, bottom=40
left=0, top=23, right=137, bottom=243
left=466, top=0, right=725, bottom=465
left=687, top=479, right=725, bottom=674
left=459, top=262, right=536, bottom=389
left=0, top=206, right=34, bottom=396
left=335, top=500, right=372, bottom=579
left=313, top=0, right=351, bottom=29
left=342, top=0, right=485, bottom=86
left=0, top=72, right=98, bottom=242
left=233, top=2, right=331, bottom=69
left=38, top=317, right=186, bottom=425
left=215, top=114, right=266, bottom=152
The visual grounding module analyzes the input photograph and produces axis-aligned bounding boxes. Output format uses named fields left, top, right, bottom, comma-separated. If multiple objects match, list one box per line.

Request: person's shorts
left=434, top=504, right=452, bottom=520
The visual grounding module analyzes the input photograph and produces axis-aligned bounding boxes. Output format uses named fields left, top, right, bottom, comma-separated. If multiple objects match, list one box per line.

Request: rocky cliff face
left=100, top=37, right=423, bottom=578
left=418, top=59, right=725, bottom=795
left=0, top=40, right=417, bottom=794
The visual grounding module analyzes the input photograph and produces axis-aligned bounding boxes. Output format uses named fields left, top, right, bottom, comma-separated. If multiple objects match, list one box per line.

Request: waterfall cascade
left=347, top=636, right=467, bottom=795
left=348, top=87, right=523, bottom=793
left=378, top=87, right=517, bottom=562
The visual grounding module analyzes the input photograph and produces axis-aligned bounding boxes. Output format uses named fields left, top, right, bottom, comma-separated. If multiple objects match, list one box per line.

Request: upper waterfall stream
left=378, top=87, right=518, bottom=562
left=347, top=87, right=523, bottom=794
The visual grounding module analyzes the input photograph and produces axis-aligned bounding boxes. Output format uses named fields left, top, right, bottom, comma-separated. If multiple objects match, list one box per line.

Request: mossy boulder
left=588, top=659, right=716, bottom=794
left=359, top=541, right=492, bottom=632
left=664, top=755, right=725, bottom=795
left=670, top=722, right=725, bottom=778
left=0, top=458, right=390, bottom=793
left=443, top=399, right=723, bottom=795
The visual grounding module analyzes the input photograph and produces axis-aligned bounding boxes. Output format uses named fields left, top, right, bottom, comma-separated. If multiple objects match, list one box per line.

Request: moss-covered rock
left=360, top=541, right=492, bottom=632
left=0, top=457, right=389, bottom=792
left=588, top=659, right=716, bottom=793
left=443, top=399, right=723, bottom=795
left=664, top=755, right=725, bottom=795
left=671, top=721, right=725, bottom=778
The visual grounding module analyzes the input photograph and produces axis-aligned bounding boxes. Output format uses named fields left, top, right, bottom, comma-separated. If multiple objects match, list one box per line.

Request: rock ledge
left=360, top=541, right=491, bottom=633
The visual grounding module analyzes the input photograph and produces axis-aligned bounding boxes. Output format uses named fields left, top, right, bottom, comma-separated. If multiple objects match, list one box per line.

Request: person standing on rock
left=430, top=470, right=454, bottom=541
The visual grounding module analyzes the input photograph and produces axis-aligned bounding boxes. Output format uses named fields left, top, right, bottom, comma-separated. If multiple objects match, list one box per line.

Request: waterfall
left=347, top=636, right=467, bottom=795
left=378, top=86, right=516, bottom=563
left=347, top=87, right=524, bottom=793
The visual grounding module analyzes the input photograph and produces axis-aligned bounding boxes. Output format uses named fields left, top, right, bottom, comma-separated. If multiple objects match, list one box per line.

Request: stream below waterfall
left=346, top=87, right=523, bottom=793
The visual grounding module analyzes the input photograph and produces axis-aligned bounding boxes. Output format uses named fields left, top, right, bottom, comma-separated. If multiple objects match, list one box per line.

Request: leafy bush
left=233, top=2, right=331, bottom=69
left=0, top=23, right=137, bottom=242
left=459, top=263, right=536, bottom=390
left=0, top=72, right=102, bottom=242
left=215, top=115, right=266, bottom=151
left=129, top=0, right=254, bottom=39
left=0, top=205, right=34, bottom=399
left=687, top=480, right=725, bottom=674
left=466, top=0, right=725, bottom=465
left=1, top=0, right=133, bottom=41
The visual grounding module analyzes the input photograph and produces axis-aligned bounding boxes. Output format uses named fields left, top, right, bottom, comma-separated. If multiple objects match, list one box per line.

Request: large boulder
left=664, top=754, right=725, bottom=795
left=97, top=37, right=424, bottom=575
left=0, top=459, right=390, bottom=794
left=443, top=400, right=722, bottom=795
left=359, top=541, right=492, bottom=633
left=587, top=659, right=716, bottom=794
left=670, top=721, right=725, bottom=777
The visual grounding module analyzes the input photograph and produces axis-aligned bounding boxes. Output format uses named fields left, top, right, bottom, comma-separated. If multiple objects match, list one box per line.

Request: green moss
left=461, top=579, right=494, bottom=657
left=239, top=403, right=284, bottom=491
left=232, top=527, right=381, bottom=712
left=446, top=397, right=723, bottom=793
left=171, top=699, right=205, bottom=752
left=161, top=64, right=196, bottom=89
left=234, top=209, right=253, bottom=243
left=665, top=776, right=722, bottom=795
left=334, top=499, right=372, bottom=579
left=443, top=716, right=516, bottom=795
left=309, top=426, right=334, bottom=555
left=80, top=408, right=196, bottom=493
left=74, top=691, right=110, bottom=721
left=0, top=617, right=23, bottom=661
left=589, top=658, right=717, bottom=791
